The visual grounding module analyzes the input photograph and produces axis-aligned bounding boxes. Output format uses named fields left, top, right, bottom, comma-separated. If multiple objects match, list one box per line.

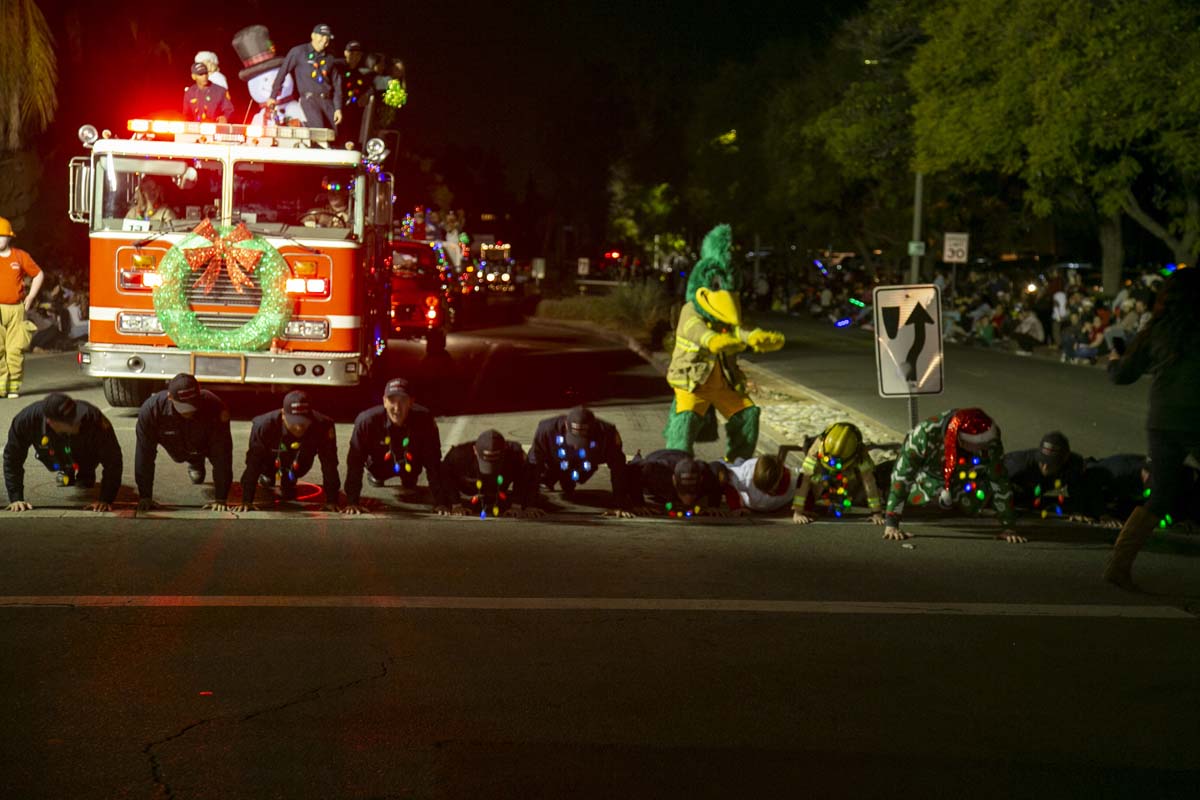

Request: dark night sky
left=41, top=0, right=860, bottom=246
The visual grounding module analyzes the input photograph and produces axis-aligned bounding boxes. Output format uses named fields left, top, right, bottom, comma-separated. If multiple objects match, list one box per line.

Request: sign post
left=873, top=284, right=944, bottom=429
left=942, top=232, right=969, bottom=295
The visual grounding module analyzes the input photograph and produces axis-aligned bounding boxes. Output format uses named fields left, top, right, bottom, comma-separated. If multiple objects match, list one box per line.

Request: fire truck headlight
left=78, top=125, right=99, bottom=147
left=286, top=278, right=308, bottom=294
left=142, top=273, right=163, bottom=288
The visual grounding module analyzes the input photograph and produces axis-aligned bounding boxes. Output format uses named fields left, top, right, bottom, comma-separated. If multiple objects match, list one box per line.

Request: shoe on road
left=188, top=465, right=206, bottom=484
left=366, top=474, right=385, bottom=488
left=258, top=473, right=275, bottom=489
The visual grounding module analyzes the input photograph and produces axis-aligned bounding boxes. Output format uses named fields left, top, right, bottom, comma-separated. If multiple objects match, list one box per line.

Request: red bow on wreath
left=183, top=220, right=264, bottom=294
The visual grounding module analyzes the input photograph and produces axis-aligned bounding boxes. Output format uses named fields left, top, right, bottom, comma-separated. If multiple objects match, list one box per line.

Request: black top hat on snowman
left=232, top=24, right=284, bottom=82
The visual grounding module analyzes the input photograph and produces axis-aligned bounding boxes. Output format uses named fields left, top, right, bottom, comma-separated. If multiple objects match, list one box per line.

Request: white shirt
left=209, top=71, right=228, bottom=90
left=722, top=458, right=798, bottom=512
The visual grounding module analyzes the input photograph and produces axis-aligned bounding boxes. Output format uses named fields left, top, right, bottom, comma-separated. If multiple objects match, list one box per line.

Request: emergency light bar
left=126, top=119, right=336, bottom=144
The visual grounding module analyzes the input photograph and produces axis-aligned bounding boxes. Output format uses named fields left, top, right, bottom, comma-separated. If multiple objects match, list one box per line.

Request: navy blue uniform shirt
left=135, top=389, right=233, bottom=501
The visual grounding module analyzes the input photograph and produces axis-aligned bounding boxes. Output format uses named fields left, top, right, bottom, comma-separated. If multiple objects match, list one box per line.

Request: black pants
left=1013, top=333, right=1042, bottom=351
left=300, top=96, right=336, bottom=129
left=1146, top=428, right=1200, bottom=519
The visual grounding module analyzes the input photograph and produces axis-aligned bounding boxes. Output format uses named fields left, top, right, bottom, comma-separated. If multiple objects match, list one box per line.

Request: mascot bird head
left=686, top=224, right=741, bottom=329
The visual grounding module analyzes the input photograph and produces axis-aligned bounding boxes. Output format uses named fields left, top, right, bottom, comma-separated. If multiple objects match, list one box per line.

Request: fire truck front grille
left=193, top=313, right=255, bottom=331
left=185, top=272, right=264, bottom=307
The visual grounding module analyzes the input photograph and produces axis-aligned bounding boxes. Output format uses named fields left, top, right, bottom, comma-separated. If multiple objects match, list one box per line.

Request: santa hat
left=943, top=408, right=998, bottom=490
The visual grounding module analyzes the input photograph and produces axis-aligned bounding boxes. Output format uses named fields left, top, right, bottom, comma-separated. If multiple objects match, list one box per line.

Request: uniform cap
left=475, top=429, right=506, bottom=476
left=1035, top=431, right=1071, bottom=468
left=564, top=406, right=596, bottom=448
left=282, top=390, right=314, bottom=426
left=190, top=62, right=209, bottom=76
left=673, top=457, right=705, bottom=491
left=345, top=41, right=363, bottom=52
left=384, top=378, right=412, bottom=400
left=312, top=23, right=334, bottom=38
left=43, top=393, right=84, bottom=424
left=167, top=373, right=202, bottom=413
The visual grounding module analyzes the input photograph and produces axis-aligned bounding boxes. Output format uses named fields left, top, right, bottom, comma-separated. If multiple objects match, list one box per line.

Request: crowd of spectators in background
left=764, top=258, right=1170, bottom=366
left=23, top=271, right=88, bottom=354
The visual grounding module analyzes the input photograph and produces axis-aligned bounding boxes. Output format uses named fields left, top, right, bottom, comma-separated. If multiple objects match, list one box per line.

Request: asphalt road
left=1, top=319, right=1197, bottom=799
left=747, top=314, right=1152, bottom=457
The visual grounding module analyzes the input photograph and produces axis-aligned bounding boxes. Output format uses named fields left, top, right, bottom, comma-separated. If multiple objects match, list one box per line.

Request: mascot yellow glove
left=748, top=329, right=785, bottom=353
left=705, top=332, right=746, bottom=355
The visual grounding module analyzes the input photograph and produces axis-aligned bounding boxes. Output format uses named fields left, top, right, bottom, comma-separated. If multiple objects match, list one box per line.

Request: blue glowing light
left=555, top=435, right=564, bottom=445
left=560, top=459, right=569, bottom=471
left=583, top=461, right=592, bottom=472
left=835, top=318, right=851, bottom=328
left=578, top=448, right=587, bottom=459
left=557, top=448, right=566, bottom=458
left=571, top=470, right=580, bottom=481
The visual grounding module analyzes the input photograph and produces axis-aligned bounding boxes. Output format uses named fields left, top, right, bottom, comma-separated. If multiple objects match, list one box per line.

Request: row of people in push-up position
left=3, top=378, right=1175, bottom=537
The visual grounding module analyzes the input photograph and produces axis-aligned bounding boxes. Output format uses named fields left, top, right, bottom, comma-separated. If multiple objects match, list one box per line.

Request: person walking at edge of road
left=0, top=216, right=44, bottom=399
left=1104, top=268, right=1200, bottom=589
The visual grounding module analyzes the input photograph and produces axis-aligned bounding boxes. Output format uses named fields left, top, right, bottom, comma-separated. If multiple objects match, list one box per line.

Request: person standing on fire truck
left=268, top=24, right=343, bottom=130
left=183, top=62, right=234, bottom=123
left=0, top=217, right=44, bottom=399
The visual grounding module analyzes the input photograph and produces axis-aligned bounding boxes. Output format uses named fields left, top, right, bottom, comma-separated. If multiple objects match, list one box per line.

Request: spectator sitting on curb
left=1012, top=308, right=1045, bottom=355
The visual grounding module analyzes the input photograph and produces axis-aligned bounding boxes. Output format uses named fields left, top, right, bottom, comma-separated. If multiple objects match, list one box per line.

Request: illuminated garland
left=949, top=455, right=990, bottom=514
left=471, top=475, right=507, bottom=518
left=382, top=434, right=415, bottom=475
left=153, top=222, right=291, bottom=352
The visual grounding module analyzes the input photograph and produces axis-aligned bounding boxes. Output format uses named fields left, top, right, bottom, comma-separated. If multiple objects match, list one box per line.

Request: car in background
left=388, top=239, right=455, bottom=356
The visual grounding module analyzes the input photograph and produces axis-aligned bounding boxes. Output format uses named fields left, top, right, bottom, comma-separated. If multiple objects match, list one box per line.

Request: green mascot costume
left=663, top=224, right=784, bottom=459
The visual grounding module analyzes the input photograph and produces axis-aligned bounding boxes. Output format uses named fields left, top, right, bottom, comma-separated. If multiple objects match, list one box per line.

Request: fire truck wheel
left=103, top=377, right=158, bottom=408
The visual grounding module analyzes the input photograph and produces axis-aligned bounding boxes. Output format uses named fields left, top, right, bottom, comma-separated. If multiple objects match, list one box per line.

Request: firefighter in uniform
left=183, top=62, right=234, bottom=123
left=134, top=373, right=234, bottom=512
left=268, top=24, right=343, bottom=130
left=527, top=405, right=632, bottom=516
left=234, top=390, right=341, bottom=511
left=434, top=429, right=543, bottom=518
left=624, top=449, right=726, bottom=517
left=4, top=392, right=123, bottom=512
left=336, top=40, right=370, bottom=145
left=342, top=378, right=444, bottom=514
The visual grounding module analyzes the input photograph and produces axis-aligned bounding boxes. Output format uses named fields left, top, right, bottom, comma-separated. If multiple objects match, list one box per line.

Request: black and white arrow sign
left=873, top=284, right=944, bottom=397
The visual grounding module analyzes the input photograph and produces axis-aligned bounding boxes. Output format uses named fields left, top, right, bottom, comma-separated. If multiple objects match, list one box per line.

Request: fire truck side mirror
left=68, top=157, right=93, bottom=224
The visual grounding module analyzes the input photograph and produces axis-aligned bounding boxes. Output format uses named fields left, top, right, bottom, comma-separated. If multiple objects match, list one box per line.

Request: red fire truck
left=67, top=120, right=395, bottom=406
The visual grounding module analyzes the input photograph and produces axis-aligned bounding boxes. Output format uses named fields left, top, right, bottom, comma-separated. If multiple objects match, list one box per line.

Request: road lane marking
left=0, top=596, right=1191, bottom=619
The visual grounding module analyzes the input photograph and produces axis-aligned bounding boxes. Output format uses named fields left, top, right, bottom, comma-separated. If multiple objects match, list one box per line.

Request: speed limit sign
left=943, top=233, right=969, bottom=264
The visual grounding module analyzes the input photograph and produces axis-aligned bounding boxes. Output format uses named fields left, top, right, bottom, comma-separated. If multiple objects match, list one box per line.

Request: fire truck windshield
left=95, top=154, right=222, bottom=232
left=233, top=161, right=360, bottom=239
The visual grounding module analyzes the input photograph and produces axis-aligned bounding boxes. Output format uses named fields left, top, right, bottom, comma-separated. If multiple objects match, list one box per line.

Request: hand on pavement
left=228, top=503, right=254, bottom=513
left=340, top=504, right=369, bottom=515
left=6, top=501, right=33, bottom=512
left=997, top=529, right=1028, bottom=543
left=432, top=505, right=453, bottom=516
left=320, top=503, right=340, bottom=513
left=202, top=502, right=231, bottom=512
left=869, top=512, right=886, bottom=526
left=883, top=525, right=911, bottom=541
left=84, top=502, right=113, bottom=513
left=601, top=509, right=635, bottom=519
left=792, top=510, right=814, bottom=525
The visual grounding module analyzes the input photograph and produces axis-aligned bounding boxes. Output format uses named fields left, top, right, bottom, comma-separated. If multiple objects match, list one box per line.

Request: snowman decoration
left=232, top=24, right=306, bottom=127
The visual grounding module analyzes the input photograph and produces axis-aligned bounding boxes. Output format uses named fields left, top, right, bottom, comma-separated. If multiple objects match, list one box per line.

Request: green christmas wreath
left=152, top=220, right=292, bottom=351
